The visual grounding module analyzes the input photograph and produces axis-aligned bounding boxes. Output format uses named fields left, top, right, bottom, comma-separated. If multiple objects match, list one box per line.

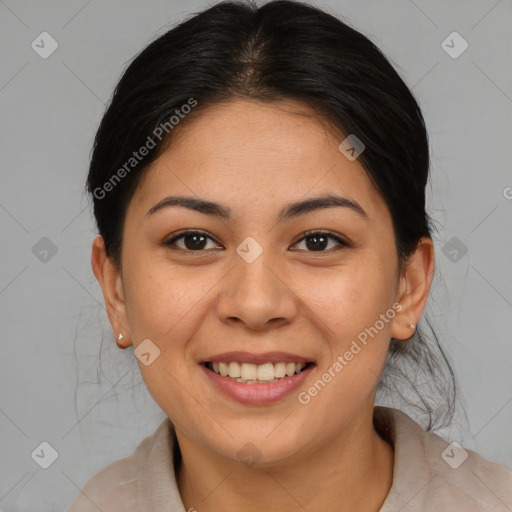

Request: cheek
left=294, top=257, right=397, bottom=403
left=121, top=263, right=217, bottom=417
left=295, top=258, right=397, bottom=341
left=122, top=259, right=213, bottom=347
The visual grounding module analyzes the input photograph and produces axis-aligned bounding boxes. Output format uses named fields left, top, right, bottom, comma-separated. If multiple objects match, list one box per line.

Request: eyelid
left=163, top=229, right=350, bottom=253
left=163, top=229, right=223, bottom=250
left=291, top=230, right=350, bottom=251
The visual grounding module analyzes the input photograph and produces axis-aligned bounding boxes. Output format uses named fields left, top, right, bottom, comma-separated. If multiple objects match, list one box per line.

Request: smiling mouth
left=203, top=361, right=315, bottom=384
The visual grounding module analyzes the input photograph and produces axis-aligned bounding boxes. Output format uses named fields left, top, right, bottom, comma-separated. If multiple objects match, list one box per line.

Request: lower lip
left=200, top=364, right=315, bottom=405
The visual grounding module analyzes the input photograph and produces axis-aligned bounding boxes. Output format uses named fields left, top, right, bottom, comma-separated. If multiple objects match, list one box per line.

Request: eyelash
left=163, top=229, right=350, bottom=254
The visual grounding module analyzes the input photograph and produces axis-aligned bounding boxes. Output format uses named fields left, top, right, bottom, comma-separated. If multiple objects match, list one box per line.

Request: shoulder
left=376, top=407, right=512, bottom=511
left=66, top=417, right=174, bottom=512
left=66, top=453, right=139, bottom=512
left=421, top=425, right=512, bottom=510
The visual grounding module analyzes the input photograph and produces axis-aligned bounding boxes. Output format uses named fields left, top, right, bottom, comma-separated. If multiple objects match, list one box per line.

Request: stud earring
left=408, top=322, right=416, bottom=330
left=116, top=332, right=127, bottom=349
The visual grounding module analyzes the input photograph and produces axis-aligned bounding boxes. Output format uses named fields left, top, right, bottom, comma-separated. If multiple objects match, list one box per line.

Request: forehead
left=130, top=99, right=387, bottom=222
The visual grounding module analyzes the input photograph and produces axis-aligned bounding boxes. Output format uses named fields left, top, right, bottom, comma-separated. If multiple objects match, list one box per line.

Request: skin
left=92, top=99, right=435, bottom=512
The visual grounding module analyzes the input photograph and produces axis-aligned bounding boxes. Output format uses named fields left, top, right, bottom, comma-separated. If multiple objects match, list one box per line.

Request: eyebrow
left=146, top=194, right=367, bottom=221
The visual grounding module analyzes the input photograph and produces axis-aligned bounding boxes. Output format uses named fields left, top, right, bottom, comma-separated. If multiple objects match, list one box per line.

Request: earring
left=408, top=322, right=416, bottom=330
left=116, top=332, right=127, bottom=349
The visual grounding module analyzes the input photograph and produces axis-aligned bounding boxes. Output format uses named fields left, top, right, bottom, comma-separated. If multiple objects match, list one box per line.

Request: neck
left=176, top=405, right=394, bottom=512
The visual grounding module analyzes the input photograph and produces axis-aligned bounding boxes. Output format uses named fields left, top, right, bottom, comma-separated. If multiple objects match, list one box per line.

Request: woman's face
left=109, top=99, right=411, bottom=464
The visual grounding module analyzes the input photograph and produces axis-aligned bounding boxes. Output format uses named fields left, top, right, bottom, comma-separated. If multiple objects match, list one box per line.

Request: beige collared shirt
left=67, top=406, right=512, bottom=511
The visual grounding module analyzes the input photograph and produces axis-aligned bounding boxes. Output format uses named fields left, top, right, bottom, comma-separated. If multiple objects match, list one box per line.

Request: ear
left=391, top=236, right=435, bottom=340
left=91, top=235, right=132, bottom=348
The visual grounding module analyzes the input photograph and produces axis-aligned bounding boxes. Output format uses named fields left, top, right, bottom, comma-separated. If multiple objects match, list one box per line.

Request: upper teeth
left=211, top=361, right=307, bottom=381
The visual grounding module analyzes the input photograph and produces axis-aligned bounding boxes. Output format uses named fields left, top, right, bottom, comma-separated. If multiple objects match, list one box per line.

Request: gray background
left=1, top=0, right=511, bottom=510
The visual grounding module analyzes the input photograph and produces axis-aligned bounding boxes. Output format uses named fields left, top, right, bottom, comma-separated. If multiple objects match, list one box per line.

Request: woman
left=67, top=1, right=512, bottom=510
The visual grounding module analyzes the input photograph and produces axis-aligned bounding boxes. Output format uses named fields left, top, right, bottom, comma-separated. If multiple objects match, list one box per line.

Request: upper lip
left=201, top=351, right=314, bottom=365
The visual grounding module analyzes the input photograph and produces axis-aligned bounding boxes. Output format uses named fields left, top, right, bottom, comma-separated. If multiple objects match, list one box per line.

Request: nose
left=215, top=252, right=298, bottom=331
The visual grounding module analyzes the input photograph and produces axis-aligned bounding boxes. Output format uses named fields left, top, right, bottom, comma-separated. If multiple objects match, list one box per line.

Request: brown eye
left=292, top=231, right=349, bottom=252
left=164, top=230, right=223, bottom=252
